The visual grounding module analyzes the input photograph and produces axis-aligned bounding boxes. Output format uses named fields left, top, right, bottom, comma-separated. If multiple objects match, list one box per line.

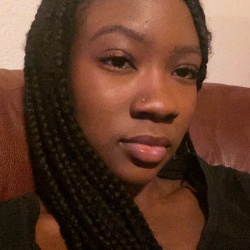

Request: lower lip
left=121, top=142, right=167, bottom=163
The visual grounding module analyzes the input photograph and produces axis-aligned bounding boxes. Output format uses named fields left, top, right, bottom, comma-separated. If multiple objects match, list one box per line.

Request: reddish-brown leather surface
left=190, top=83, right=250, bottom=173
left=0, top=69, right=249, bottom=203
left=0, top=69, right=34, bottom=203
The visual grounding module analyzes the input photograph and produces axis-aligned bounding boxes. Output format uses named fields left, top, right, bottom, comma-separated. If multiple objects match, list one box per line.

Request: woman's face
left=71, top=0, right=201, bottom=186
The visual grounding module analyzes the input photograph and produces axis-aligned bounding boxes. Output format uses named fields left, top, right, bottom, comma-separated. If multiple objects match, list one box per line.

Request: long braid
left=24, top=0, right=211, bottom=249
left=184, top=0, right=212, bottom=90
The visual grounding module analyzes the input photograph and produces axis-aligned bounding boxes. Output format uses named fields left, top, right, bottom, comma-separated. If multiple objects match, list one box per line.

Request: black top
left=0, top=193, right=40, bottom=250
left=0, top=158, right=250, bottom=249
left=198, top=158, right=250, bottom=249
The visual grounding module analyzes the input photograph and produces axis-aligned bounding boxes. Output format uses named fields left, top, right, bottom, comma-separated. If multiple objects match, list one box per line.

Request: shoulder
left=0, top=192, right=39, bottom=218
left=197, top=158, right=250, bottom=248
left=198, top=158, right=250, bottom=249
left=199, top=157, right=250, bottom=201
left=0, top=193, right=40, bottom=249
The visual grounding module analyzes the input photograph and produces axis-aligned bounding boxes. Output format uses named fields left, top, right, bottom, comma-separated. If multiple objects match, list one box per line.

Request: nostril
left=130, top=93, right=179, bottom=123
left=132, top=111, right=178, bottom=123
left=163, top=112, right=178, bottom=122
left=134, top=112, right=152, bottom=120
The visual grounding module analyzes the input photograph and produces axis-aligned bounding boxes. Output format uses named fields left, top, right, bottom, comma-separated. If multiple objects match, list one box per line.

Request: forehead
left=75, top=0, right=199, bottom=49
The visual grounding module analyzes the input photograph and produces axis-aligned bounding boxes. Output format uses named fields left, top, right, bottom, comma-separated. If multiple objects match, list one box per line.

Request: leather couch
left=0, top=69, right=250, bottom=249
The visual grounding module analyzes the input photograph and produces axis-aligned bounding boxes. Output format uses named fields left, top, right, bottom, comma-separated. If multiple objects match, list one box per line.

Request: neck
left=123, top=177, right=183, bottom=206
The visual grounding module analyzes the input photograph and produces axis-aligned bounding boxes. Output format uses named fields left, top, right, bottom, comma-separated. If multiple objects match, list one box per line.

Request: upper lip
left=121, top=135, right=171, bottom=147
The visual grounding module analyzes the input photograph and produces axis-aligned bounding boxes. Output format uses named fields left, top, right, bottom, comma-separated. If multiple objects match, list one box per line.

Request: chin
left=109, top=161, right=164, bottom=187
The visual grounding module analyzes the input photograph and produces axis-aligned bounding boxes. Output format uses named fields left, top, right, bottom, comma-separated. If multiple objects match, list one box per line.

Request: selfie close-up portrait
left=0, top=0, right=249, bottom=249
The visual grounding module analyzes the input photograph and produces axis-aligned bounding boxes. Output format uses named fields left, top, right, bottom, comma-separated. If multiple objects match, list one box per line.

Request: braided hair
left=24, top=0, right=211, bottom=249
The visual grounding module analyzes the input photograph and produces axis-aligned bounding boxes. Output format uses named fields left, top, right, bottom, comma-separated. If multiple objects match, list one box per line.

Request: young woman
left=20, top=0, right=249, bottom=249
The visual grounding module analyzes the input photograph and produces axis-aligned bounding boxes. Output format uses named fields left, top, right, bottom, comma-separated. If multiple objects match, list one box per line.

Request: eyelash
left=173, top=66, right=199, bottom=80
left=98, top=52, right=136, bottom=72
left=98, top=52, right=199, bottom=80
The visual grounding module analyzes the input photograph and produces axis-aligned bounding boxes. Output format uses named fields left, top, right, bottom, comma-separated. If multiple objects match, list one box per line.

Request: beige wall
left=203, top=0, right=250, bottom=87
left=0, top=0, right=249, bottom=87
left=0, top=0, right=39, bottom=70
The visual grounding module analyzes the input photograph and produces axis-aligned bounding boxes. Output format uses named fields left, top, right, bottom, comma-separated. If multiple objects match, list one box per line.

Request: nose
left=130, top=68, right=179, bottom=123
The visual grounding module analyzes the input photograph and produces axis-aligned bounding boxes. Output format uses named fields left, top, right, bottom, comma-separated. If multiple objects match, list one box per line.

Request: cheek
left=72, top=66, right=101, bottom=132
left=175, top=87, right=197, bottom=134
left=74, top=96, right=113, bottom=151
left=72, top=60, right=127, bottom=112
left=71, top=68, right=123, bottom=148
left=183, top=89, right=197, bottom=123
left=184, top=91, right=197, bottom=121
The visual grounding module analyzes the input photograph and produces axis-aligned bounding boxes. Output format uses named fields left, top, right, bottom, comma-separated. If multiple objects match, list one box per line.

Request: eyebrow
left=90, top=25, right=201, bottom=57
left=90, top=24, right=146, bottom=43
left=173, top=45, right=201, bottom=57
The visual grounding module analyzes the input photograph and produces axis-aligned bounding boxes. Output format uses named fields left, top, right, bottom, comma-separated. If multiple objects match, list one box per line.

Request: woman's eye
left=173, top=67, right=199, bottom=80
left=99, top=53, right=136, bottom=71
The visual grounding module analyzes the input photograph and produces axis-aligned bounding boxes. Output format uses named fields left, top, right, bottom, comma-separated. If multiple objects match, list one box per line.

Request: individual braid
left=182, top=0, right=211, bottom=218
left=24, top=0, right=211, bottom=249
left=184, top=0, right=212, bottom=90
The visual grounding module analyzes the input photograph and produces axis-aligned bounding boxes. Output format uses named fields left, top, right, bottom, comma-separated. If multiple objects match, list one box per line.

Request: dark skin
left=134, top=178, right=205, bottom=249
left=37, top=0, right=205, bottom=249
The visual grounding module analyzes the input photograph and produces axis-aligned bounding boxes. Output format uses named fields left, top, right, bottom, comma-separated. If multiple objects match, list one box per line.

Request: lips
left=120, top=135, right=171, bottom=164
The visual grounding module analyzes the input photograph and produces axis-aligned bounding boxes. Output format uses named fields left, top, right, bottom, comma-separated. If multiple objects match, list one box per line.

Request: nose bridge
left=141, top=67, right=177, bottom=107
left=131, top=67, right=179, bottom=121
